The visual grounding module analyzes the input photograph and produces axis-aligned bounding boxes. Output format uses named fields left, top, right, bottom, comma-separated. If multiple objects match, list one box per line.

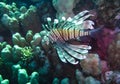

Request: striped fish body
left=48, top=28, right=90, bottom=42
left=42, top=10, right=96, bottom=64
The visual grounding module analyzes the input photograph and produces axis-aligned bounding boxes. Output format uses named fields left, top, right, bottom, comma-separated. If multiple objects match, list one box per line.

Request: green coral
left=0, top=42, right=7, bottom=51
left=20, top=46, right=33, bottom=61
left=0, top=57, right=3, bottom=66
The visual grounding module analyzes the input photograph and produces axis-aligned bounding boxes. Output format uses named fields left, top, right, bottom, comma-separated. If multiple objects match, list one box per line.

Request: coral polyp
left=20, top=46, right=33, bottom=61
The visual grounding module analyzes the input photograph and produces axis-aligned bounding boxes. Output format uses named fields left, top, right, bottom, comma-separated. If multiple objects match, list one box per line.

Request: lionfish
left=42, top=10, right=100, bottom=64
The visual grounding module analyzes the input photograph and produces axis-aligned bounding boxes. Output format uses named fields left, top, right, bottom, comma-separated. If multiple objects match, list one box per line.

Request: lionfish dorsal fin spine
left=73, top=10, right=89, bottom=20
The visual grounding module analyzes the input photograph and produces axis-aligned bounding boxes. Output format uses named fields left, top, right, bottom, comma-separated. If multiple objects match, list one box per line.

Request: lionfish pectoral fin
left=61, top=44, right=87, bottom=60
left=65, top=43, right=89, bottom=54
left=67, top=43, right=91, bottom=50
left=62, top=49, right=79, bottom=64
left=56, top=46, right=79, bottom=64
left=56, top=47, right=67, bottom=63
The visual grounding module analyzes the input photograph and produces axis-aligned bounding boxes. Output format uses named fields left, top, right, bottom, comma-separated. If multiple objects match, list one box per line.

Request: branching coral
left=12, top=30, right=41, bottom=47
left=0, top=74, right=9, bottom=84
left=0, top=42, right=7, bottom=50
left=0, top=2, right=41, bottom=33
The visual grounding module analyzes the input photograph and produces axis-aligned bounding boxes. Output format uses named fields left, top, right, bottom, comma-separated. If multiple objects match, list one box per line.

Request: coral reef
left=0, top=0, right=120, bottom=84
left=0, top=29, right=103, bottom=84
left=75, top=69, right=100, bottom=84
left=0, top=2, right=41, bottom=33
left=12, top=64, right=39, bottom=84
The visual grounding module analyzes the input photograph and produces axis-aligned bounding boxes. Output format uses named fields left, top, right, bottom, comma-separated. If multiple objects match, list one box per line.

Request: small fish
left=42, top=10, right=100, bottom=64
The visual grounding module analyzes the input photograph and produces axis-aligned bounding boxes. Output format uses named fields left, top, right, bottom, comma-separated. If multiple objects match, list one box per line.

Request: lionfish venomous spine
left=42, top=10, right=94, bottom=64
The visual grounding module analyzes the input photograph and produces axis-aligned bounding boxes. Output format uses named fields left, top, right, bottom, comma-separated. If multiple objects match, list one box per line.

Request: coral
left=0, top=75, right=3, bottom=83
left=18, top=69, right=28, bottom=84
left=29, top=72, right=39, bottom=84
left=85, top=76, right=100, bottom=84
left=80, top=53, right=101, bottom=76
left=1, top=44, right=13, bottom=63
left=0, top=0, right=120, bottom=84
left=75, top=69, right=100, bottom=84
left=0, top=42, right=7, bottom=51
left=0, top=75, right=9, bottom=84
left=12, top=64, right=21, bottom=83
left=0, top=2, right=41, bottom=33
left=75, top=69, right=84, bottom=84
left=107, top=32, right=120, bottom=70
left=1, top=79, right=9, bottom=84
left=103, top=71, right=120, bottom=84
left=101, top=60, right=109, bottom=75
left=12, top=30, right=41, bottom=47
left=31, top=32, right=42, bottom=47
left=38, top=57, right=51, bottom=84
left=61, top=78, right=70, bottom=84
left=1, top=14, right=19, bottom=32
left=11, top=64, right=40, bottom=84
left=10, top=31, right=48, bottom=64
left=19, top=5, right=41, bottom=33
left=20, top=46, right=33, bottom=61
left=12, top=45, right=23, bottom=62
left=52, top=78, right=59, bottom=84
left=0, top=42, right=8, bottom=66
left=12, top=32, right=28, bottom=47
left=0, top=30, right=52, bottom=84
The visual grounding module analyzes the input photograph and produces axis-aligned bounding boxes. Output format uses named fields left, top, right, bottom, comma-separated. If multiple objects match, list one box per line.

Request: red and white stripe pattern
left=42, top=10, right=94, bottom=64
left=48, top=28, right=90, bottom=42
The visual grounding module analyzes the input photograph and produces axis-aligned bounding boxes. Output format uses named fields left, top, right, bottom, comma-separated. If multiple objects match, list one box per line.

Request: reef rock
left=52, top=0, right=80, bottom=19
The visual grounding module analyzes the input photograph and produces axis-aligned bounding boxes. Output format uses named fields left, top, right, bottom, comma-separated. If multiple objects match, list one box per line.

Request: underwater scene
left=0, top=0, right=120, bottom=84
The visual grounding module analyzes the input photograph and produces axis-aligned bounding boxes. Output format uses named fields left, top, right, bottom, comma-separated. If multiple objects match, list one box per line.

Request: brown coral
left=80, top=53, right=101, bottom=76
left=107, top=32, right=120, bottom=70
